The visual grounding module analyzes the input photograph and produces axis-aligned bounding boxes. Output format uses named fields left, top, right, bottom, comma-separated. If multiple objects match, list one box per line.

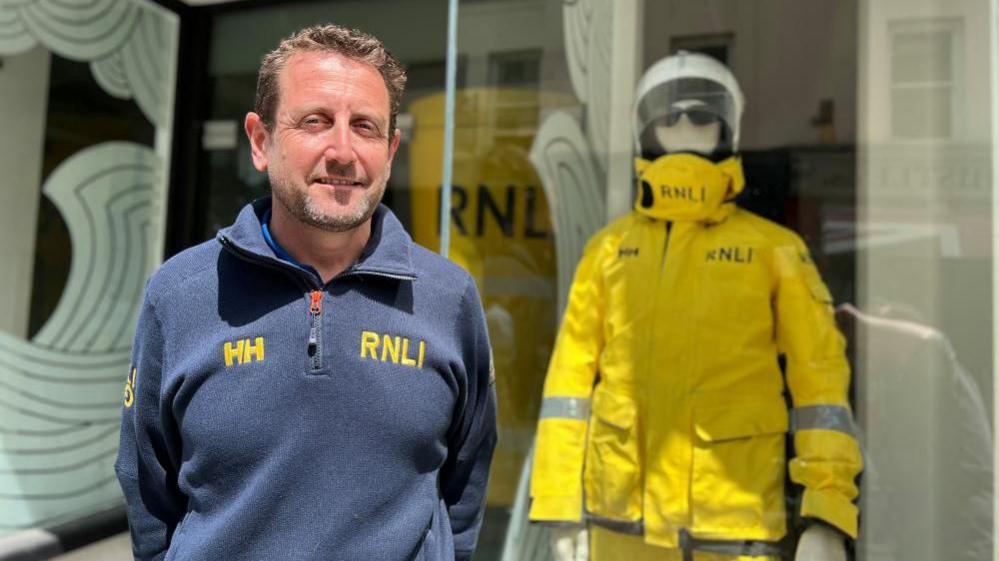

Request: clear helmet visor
left=635, top=77, right=739, bottom=157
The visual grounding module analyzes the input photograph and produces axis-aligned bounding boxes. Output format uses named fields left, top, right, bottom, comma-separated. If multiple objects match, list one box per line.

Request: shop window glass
left=483, top=2, right=994, bottom=561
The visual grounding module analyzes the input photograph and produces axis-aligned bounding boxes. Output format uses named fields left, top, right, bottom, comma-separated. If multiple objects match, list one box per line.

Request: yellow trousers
left=590, top=526, right=779, bottom=561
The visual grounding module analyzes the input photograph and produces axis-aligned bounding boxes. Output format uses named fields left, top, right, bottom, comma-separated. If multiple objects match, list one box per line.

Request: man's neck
left=269, top=203, right=372, bottom=284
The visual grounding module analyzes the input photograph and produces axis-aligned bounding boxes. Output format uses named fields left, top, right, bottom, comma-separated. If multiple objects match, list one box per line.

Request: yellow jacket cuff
left=800, top=488, right=859, bottom=539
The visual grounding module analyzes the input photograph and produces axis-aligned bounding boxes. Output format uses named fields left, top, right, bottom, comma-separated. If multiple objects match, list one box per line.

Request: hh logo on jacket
left=224, top=337, right=265, bottom=367
left=360, top=331, right=426, bottom=369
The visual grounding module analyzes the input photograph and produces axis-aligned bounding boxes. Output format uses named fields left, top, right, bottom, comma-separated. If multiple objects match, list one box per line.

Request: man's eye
left=302, top=116, right=327, bottom=127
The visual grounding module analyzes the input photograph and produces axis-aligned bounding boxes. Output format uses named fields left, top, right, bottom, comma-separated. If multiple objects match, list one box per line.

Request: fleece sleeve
left=440, top=275, right=498, bottom=561
left=114, top=293, right=187, bottom=561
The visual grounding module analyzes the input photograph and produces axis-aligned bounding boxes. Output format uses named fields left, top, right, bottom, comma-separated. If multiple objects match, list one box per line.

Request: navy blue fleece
left=115, top=199, right=498, bottom=561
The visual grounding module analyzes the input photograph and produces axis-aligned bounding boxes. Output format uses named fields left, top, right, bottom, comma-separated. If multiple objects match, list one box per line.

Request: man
left=115, top=24, right=497, bottom=561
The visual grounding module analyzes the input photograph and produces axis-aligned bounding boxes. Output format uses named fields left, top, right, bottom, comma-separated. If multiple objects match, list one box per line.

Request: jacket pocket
left=690, top=399, right=789, bottom=540
left=584, top=388, right=642, bottom=521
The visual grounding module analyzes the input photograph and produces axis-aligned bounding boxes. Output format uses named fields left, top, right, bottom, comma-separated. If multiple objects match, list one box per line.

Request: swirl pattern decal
left=0, top=142, right=162, bottom=531
left=0, top=2, right=36, bottom=56
left=562, top=0, right=612, bottom=174
left=32, top=142, right=161, bottom=352
left=90, top=52, right=131, bottom=100
left=5, top=0, right=139, bottom=61
left=0, top=0, right=175, bottom=127
left=530, top=112, right=606, bottom=317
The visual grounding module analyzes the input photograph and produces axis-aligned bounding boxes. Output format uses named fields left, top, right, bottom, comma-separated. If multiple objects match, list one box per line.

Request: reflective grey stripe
left=584, top=520, right=783, bottom=557
left=585, top=513, right=644, bottom=535
left=688, top=540, right=783, bottom=557
left=539, top=397, right=591, bottom=420
left=791, top=405, right=857, bottom=438
left=679, top=529, right=785, bottom=558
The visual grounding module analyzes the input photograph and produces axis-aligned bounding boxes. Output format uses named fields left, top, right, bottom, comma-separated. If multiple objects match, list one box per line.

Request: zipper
left=332, top=270, right=416, bottom=283
left=660, top=221, right=673, bottom=270
left=220, top=235, right=328, bottom=373
left=308, top=290, right=324, bottom=372
left=642, top=220, right=672, bottom=533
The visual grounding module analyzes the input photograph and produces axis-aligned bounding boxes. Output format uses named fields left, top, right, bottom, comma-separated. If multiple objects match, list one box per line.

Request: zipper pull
left=308, top=290, right=322, bottom=355
left=310, top=290, right=323, bottom=315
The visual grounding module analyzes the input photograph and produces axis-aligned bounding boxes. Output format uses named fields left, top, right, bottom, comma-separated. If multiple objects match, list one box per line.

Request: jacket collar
left=217, top=197, right=417, bottom=285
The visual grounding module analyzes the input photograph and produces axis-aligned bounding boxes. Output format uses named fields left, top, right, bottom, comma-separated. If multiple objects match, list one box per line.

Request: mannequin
left=530, top=52, right=861, bottom=561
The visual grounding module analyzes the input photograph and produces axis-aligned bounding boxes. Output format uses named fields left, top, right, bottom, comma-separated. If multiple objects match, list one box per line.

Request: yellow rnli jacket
left=528, top=204, right=863, bottom=548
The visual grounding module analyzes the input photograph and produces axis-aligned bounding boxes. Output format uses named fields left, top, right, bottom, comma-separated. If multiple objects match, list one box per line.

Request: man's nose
left=322, top=121, right=355, bottom=166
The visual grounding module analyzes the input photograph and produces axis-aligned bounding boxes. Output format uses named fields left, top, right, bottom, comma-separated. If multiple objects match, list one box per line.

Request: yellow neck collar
left=634, top=154, right=745, bottom=223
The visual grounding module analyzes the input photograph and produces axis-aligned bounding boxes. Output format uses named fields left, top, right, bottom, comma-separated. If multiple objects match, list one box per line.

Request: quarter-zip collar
left=217, top=197, right=418, bottom=285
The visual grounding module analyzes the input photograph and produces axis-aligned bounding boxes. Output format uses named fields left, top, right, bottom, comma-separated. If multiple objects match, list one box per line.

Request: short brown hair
left=255, top=24, right=407, bottom=137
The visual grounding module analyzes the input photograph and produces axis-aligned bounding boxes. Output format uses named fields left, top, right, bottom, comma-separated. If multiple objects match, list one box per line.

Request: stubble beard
left=270, top=172, right=386, bottom=233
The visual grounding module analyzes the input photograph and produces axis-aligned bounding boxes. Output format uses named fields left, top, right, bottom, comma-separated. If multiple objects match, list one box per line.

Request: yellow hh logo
left=123, top=367, right=137, bottom=408
left=224, top=337, right=265, bottom=367
left=360, top=331, right=426, bottom=369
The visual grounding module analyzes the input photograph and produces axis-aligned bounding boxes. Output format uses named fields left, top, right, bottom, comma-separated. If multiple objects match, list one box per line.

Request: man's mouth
left=312, top=177, right=365, bottom=187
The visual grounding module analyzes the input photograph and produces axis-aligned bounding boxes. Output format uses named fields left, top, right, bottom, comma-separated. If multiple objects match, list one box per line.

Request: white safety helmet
left=633, top=51, right=745, bottom=156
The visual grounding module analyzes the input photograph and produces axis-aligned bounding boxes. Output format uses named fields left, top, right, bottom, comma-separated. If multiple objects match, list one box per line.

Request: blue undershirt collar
left=261, top=208, right=322, bottom=280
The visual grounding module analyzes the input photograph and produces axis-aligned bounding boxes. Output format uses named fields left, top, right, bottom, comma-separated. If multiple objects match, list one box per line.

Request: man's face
left=246, top=51, right=401, bottom=232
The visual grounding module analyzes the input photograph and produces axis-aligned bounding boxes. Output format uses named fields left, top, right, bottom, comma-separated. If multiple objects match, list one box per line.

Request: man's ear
left=387, top=128, right=402, bottom=163
left=382, top=129, right=402, bottom=181
left=245, top=112, right=271, bottom=172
